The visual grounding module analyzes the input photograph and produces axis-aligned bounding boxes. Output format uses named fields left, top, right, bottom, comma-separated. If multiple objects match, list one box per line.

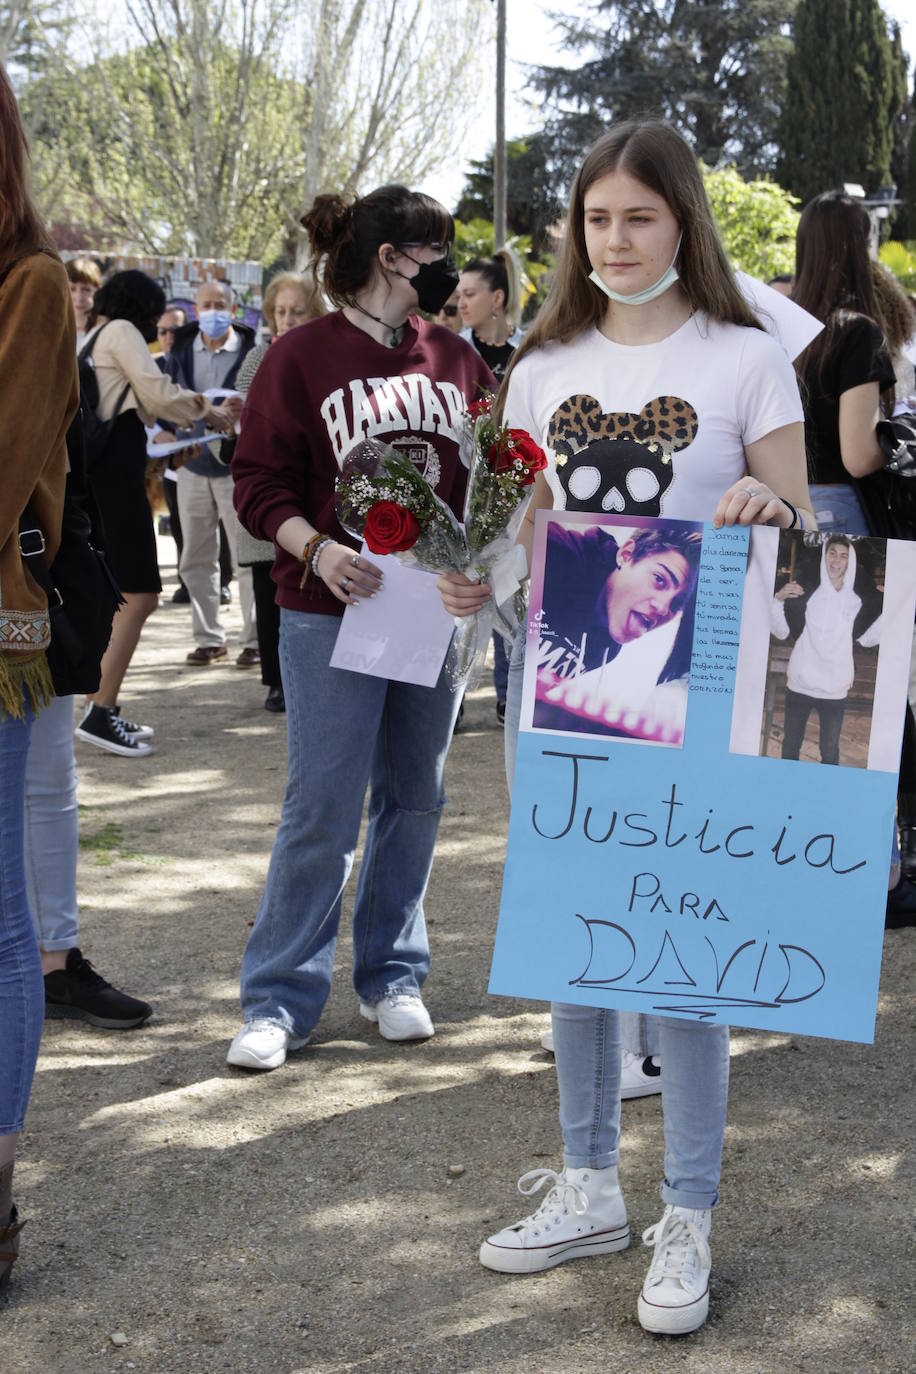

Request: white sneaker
left=359, top=992, right=434, bottom=1040
left=226, top=1018, right=309, bottom=1070
left=540, top=1028, right=554, bottom=1053
left=638, top=1205, right=712, bottom=1334
left=479, top=1166, right=629, bottom=1274
left=621, top=1051, right=662, bottom=1100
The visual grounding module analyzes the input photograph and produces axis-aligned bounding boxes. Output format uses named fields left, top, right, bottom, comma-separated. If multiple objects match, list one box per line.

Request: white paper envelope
left=329, top=544, right=454, bottom=687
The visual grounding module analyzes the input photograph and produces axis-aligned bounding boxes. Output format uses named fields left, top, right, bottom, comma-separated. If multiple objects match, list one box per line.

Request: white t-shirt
left=504, top=312, right=803, bottom=521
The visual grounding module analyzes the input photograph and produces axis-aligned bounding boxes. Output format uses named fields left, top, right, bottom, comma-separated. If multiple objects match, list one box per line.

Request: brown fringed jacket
left=0, top=252, right=79, bottom=719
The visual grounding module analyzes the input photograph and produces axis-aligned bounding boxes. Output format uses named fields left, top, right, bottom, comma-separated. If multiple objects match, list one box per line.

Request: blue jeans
left=504, top=628, right=729, bottom=1208
left=239, top=609, right=462, bottom=1036
left=24, top=694, right=79, bottom=950
left=0, top=705, right=44, bottom=1136
left=809, top=483, right=869, bottom=537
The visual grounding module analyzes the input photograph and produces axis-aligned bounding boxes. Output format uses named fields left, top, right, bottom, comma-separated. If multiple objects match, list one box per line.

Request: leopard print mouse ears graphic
left=548, top=394, right=699, bottom=466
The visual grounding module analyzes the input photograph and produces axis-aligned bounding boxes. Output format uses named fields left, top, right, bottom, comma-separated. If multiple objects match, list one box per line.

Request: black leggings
left=251, top=561, right=281, bottom=688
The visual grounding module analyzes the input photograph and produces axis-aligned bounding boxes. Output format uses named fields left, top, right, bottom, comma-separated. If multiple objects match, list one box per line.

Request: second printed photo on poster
left=729, top=526, right=916, bottom=772
left=527, top=514, right=703, bottom=747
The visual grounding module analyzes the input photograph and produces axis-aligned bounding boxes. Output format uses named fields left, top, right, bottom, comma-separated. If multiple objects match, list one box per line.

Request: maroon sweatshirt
left=232, top=311, right=495, bottom=615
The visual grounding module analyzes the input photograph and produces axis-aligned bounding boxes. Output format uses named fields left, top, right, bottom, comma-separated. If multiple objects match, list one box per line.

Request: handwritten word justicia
left=530, top=752, right=867, bottom=876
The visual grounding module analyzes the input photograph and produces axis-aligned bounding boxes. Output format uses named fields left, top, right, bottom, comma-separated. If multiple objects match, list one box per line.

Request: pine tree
left=455, top=135, right=562, bottom=255
left=899, top=72, right=916, bottom=240
left=530, top=0, right=796, bottom=196
left=778, top=0, right=897, bottom=205
left=889, top=25, right=915, bottom=239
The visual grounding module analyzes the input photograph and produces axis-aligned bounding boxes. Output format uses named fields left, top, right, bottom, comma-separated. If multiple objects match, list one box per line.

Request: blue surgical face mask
left=198, top=308, right=232, bottom=338
left=589, top=234, right=683, bottom=306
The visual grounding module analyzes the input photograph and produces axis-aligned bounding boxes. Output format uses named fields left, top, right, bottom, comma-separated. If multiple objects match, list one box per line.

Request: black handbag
left=19, top=409, right=124, bottom=696
left=854, top=412, right=916, bottom=540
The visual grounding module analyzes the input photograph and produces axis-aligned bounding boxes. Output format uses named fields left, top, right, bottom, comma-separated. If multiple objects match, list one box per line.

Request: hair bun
left=301, top=193, right=356, bottom=253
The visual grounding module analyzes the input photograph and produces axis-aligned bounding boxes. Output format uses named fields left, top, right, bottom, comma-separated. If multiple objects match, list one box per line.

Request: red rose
left=363, top=500, right=420, bottom=553
left=506, top=429, right=548, bottom=474
left=467, top=397, right=492, bottom=419
left=487, top=429, right=548, bottom=484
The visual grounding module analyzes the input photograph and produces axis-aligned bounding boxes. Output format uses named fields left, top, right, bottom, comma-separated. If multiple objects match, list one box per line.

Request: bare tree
left=19, top=0, right=489, bottom=261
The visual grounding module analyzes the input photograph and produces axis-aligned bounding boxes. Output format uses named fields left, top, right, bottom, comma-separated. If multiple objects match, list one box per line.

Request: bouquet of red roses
left=335, top=414, right=546, bottom=687
left=335, top=439, right=469, bottom=573
left=450, top=394, right=548, bottom=678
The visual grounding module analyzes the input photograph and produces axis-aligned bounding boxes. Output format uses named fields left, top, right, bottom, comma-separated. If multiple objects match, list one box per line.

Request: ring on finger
left=341, top=576, right=351, bottom=591
left=350, top=554, right=360, bottom=568
left=742, top=486, right=758, bottom=498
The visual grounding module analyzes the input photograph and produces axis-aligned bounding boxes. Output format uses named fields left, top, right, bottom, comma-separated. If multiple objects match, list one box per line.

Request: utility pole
left=493, top=0, right=507, bottom=249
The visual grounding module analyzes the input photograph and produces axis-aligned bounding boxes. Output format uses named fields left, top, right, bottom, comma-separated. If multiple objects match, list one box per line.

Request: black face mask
left=397, top=250, right=460, bottom=315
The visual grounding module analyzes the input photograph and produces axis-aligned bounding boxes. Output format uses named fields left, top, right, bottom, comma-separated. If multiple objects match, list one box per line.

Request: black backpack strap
left=79, top=320, right=131, bottom=420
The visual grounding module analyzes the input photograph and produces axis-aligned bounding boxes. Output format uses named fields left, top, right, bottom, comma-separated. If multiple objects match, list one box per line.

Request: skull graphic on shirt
left=547, top=394, right=699, bottom=515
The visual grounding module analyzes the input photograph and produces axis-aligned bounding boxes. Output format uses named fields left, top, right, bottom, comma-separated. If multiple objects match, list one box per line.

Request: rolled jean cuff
left=365, top=977, right=422, bottom=1005
left=562, top=1149, right=619, bottom=1171
left=660, top=1180, right=720, bottom=1211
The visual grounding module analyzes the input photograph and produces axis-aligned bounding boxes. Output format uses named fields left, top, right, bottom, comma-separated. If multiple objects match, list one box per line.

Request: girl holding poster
left=439, top=120, right=813, bottom=1334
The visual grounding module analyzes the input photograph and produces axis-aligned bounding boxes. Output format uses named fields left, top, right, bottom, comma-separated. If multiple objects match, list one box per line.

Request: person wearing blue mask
left=161, top=278, right=259, bottom=666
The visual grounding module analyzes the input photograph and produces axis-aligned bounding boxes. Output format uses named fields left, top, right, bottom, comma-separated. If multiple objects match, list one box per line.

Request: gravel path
left=4, top=558, right=914, bottom=1373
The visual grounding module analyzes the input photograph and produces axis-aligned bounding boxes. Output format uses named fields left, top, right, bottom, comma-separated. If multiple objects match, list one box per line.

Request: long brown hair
left=0, top=62, right=53, bottom=276
left=792, top=192, right=883, bottom=387
left=497, top=121, right=761, bottom=415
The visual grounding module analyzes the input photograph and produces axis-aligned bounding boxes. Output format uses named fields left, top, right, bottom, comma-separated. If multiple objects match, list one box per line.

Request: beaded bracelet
left=298, top=533, right=334, bottom=589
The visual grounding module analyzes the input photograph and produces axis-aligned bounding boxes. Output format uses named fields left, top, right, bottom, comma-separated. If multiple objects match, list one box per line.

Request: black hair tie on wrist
left=782, top=500, right=798, bottom=529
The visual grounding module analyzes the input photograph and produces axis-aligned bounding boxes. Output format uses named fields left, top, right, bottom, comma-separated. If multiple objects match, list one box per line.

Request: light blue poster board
left=489, top=512, right=916, bottom=1043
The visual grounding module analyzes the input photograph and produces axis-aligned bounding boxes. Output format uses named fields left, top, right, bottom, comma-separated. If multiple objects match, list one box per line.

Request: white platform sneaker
left=638, top=1204, right=712, bottom=1334
left=359, top=992, right=434, bottom=1040
left=479, top=1165, right=629, bottom=1274
left=226, top=1019, right=309, bottom=1070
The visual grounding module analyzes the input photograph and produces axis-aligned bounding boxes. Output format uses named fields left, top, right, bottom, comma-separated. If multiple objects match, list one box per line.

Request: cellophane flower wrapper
left=335, top=439, right=469, bottom=574
left=335, top=439, right=477, bottom=689
left=448, top=407, right=544, bottom=686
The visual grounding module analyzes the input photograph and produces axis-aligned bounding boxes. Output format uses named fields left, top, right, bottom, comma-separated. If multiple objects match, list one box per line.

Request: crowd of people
left=3, top=53, right=916, bottom=1341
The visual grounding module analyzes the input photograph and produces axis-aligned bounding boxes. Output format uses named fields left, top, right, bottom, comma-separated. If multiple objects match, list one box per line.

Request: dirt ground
left=3, top=549, right=915, bottom=1374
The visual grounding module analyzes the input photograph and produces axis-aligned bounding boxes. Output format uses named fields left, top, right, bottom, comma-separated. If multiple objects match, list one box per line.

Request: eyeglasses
left=440, top=305, right=459, bottom=317
left=401, top=242, right=451, bottom=256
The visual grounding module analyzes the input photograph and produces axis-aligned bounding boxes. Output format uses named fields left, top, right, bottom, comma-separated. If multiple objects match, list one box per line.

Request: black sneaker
left=112, top=704, right=154, bottom=740
left=171, top=584, right=190, bottom=604
left=220, top=584, right=232, bottom=605
left=496, top=699, right=506, bottom=726
left=75, top=705, right=152, bottom=757
left=44, top=949, right=152, bottom=1029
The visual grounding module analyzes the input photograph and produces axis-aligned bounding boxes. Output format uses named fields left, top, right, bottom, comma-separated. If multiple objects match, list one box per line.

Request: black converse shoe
left=75, top=704, right=152, bottom=757
left=44, top=948, right=152, bottom=1029
left=112, top=705, right=154, bottom=740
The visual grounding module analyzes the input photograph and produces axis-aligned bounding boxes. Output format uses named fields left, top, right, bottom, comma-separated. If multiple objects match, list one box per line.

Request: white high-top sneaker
left=637, top=1204, right=712, bottom=1334
left=479, top=1165, right=629, bottom=1274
